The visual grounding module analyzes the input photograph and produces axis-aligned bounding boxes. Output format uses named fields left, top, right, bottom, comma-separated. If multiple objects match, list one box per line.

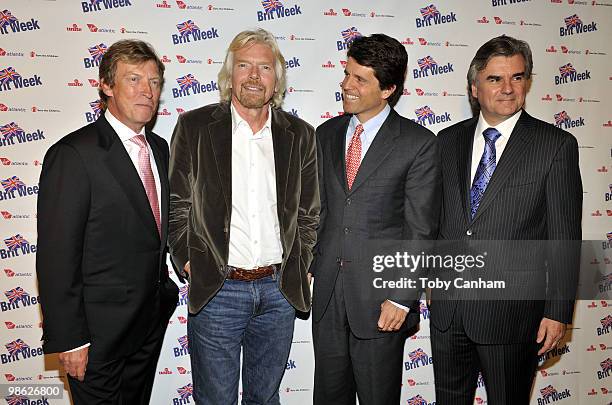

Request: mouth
left=242, top=83, right=264, bottom=92
left=343, top=93, right=359, bottom=101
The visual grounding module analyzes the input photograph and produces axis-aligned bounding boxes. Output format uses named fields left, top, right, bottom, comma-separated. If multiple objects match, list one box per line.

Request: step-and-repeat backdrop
left=0, top=1, right=610, bottom=404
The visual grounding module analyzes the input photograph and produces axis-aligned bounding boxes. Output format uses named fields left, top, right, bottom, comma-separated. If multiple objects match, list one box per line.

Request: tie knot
left=353, top=124, right=364, bottom=137
left=130, top=134, right=147, bottom=149
left=483, top=127, right=501, bottom=143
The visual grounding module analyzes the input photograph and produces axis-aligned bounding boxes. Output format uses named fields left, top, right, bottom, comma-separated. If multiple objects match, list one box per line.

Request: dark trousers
left=431, top=302, right=539, bottom=405
left=67, top=315, right=166, bottom=405
left=313, top=272, right=408, bottom=405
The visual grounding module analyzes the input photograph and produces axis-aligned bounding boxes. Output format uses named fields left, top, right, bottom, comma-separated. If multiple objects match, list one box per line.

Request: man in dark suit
left=36, top=40, right=178, bottom=405
left=311, top=34, right=441, bottom=405
left=168, top=29, right=319, bottom=404
left=430, top=35, right=582, bottom=404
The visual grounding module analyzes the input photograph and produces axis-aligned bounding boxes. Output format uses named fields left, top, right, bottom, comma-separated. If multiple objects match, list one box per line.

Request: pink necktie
left=130, top=135, right=161, bottom=236
left=346, top=124, right=363, bottom=190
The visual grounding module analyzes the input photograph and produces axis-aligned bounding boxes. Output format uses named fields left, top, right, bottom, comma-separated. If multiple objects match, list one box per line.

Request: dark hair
left=98, top=39, right=165, bottom=108
left=347, top=33, right=407, bottom=107
left=467, top=35, right=533, bottom=116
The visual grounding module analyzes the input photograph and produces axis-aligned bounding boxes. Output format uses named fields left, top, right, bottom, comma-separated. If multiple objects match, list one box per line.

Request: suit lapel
left=472, top=111, right=533, bottom=223
left=271, top=108, right=294, bottom=231
left=97, top=115, right=159, bottom=239
left=457, top=118, right=478, bottom=224
left=330, top=115, right=350, bottom=193
left=348, top=110, right=398, bottom=194
left=208, top=104, right=233, bottom=215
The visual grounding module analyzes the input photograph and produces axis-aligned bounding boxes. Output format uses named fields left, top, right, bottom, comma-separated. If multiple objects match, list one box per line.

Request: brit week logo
left=1, top=286, right=39, bottom=312
left=172, top=74, right=218, bottom=98
left=85, top=99, right=103, bottom=123
left=598, top=357, right=611, bottom=379
left=171, top=20, right=219, bottom=45
left=415, top=4, right=457, bottom=28
left=0, top=175, right=39, bottom=202
left=598, top=314, right=611, bottom=336
left=412, top=55, right=454, bottom=79
left=404, top=347, right=433, bottom=370
left=554, top=63, right=591, bottom=85
left=560, top=14, right=597, bottom=37
left=0, top=122, right=45, bottom=148
left=1, top=338, right=43, bottom=364
left=553, top=111, right=585, bottom=129
left=177, top=284, right=188, bottom=306
left=81, top=0, right=133, bottom=13
left=0, top=67, right=42, bottom=92
left=413, top=105, right=451, bottom=127
left=537, top=385, right=571, bottom=404
left=257, top=0, right=303, bottom=22
left=406, top=394, right=434, bottom=405
left=173, top=335, right=189, bottom=357
left=173, top=383, right=193, bottom=404
left=0, top=9, right=41, bottom=35
left=0, top=233, right=37, bottom=260
left=337, top=26, right=361, bottom=51
left=83, top=43, right=107, bottom=69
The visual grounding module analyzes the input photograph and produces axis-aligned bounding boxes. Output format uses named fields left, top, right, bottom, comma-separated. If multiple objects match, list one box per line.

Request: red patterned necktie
left=130, top=135, right=161, bottom=236
left=346, top=124, right=363, bottom=190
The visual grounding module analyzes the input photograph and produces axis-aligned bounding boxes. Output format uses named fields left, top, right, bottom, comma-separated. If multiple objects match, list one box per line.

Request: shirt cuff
left=64, top=343, right=90, bottom=353
left=388, top=300, right=409, bottom=312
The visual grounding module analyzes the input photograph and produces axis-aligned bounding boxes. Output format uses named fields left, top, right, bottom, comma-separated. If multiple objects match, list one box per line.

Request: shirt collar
left=231, top=102, right=272, bottom=138
left=105, top=109, right=145, bottom=142
left=348, top=104, right=391, bottom=142
left=475, top=109, right=522, bottom=140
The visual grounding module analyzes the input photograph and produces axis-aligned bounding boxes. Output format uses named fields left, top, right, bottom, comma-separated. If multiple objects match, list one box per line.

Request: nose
left=248, top=65, right=260, bottom=80
left=500, top=78, right=513, bottom=95
left=341, top=75, right=352, bottom=90
left=140, top=80, right=153, bottom=98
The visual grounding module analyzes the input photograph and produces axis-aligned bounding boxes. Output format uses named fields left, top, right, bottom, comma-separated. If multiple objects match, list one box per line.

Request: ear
left=381, top=84, right=396, bottom=100
left=470, top=83, right=478, bottom=100
left=100, top=79, right=113, bottom=99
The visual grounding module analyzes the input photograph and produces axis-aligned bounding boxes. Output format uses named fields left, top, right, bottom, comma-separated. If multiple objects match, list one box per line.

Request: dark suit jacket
left=36, top=114, right=178, bottom=361
left=168, top=102, right=320, bottom=314
left=430, top=111, right=582, bottom=344
left=311, top=109, right=441, bottom=339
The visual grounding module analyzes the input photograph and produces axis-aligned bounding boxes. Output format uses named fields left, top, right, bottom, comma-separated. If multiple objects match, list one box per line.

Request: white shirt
left=66, top=110, right=162, bottom=354
left=227, top=103, right=283, bottom=269
left=470, top=110, right=522, bottom=185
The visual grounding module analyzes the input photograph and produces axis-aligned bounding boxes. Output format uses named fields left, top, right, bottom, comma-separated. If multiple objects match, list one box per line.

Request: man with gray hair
left=430, top=35, right=581, bottom=404
left=168, top=28, right=319, bottom=404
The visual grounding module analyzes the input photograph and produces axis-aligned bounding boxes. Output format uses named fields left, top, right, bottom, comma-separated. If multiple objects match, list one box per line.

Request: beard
left=235, top=81, right=272, bottom=109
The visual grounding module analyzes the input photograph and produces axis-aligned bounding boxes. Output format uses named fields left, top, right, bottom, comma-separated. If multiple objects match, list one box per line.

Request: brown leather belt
left=226, top=264, right=278, bottom=281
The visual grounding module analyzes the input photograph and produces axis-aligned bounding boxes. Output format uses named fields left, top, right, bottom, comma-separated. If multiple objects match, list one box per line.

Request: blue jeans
left=188, top=275, right=295, bottom=405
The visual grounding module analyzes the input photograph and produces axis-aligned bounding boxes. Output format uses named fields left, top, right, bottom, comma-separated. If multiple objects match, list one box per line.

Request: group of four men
left=36, top=27, right=581, bottom=405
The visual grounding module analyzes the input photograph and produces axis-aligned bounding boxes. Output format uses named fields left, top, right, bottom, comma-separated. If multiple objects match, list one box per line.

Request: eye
left=150, top=79, right=161, bottom=88
left=261, top=65, right=271, bottom=70
left=237, top=62, right=247, bottom=69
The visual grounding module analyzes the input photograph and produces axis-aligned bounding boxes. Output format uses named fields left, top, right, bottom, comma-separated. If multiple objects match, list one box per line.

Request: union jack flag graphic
left=0, top=122, right=25, bottom=140
left=417, top=56, right=437, bottom=71
left=554, top=111, right=570, bottom=125
left=90, top=0, right=102, bottom=5
left=176, top=74, right=199, bottom=91
left=607, top=232, right=612, bottom=242
left=178, top=335, right=189, bottom=350
left=341, top=27, right=361, bottom=42
left=408, top=348, right=428, bottom=362
left=1, top=176, right=25, bottom=192
left=419, top=301, right=429, bottom=316
left=176, top=383, right=193, bottom=400
left=88, top=43, right=108, bottom=63
left=558, top=63, right=576, bottom=78
left=407, top=394, right=427, bottom=405
left=5, top=339, right=29, bottom=356
left=601, top=358, right=612, bottom=373
left=4, top=234, right=28, bottom=251
left=4, top=287, right=29, bottom=304
left=602, top=315, right=612, bottom=328
left=5, top=394, right=28, bottom=405
left=179, top=284, right=189, bottom=299
left=564, top=14, right=582, bottom=28
left=262, top=0, right=283, bottom=12
left=415, top=106, right=434, bottom=122
left=89, top=99, right=103, bottom=116
left=0, top=67, right=21, bottom=86
left=540, top=385, right=557, bottom=399
left=601, top=273, right=612, bottom=286
left=176, top=20, right=199, bottom=36
left=420, top=4, right=440, bottom=20
left=0, top=10, right=18, bottom=28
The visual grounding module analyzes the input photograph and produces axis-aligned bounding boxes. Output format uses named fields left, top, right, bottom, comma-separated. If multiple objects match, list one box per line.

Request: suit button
left=466, top=229, right=473, bottom=236
left=346, top=198, right=352, bottom=206
left=344, top=227, right=350, bottom=234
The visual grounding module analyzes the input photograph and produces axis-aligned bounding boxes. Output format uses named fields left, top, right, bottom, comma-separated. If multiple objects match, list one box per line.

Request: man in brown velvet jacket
left=168, top=28, right=319, bottom=404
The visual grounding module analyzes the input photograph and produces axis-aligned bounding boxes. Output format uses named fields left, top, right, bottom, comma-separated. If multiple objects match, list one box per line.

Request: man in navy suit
left=430, top=35, right=582, bottom=404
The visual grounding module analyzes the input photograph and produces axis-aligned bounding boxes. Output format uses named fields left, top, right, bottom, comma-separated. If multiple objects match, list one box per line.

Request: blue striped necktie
left=470, top=127, right=502, bottom=219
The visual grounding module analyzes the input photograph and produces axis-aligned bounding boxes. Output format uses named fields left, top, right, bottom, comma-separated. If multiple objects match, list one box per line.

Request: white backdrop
left=0, top=1, right=610, bottom=404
